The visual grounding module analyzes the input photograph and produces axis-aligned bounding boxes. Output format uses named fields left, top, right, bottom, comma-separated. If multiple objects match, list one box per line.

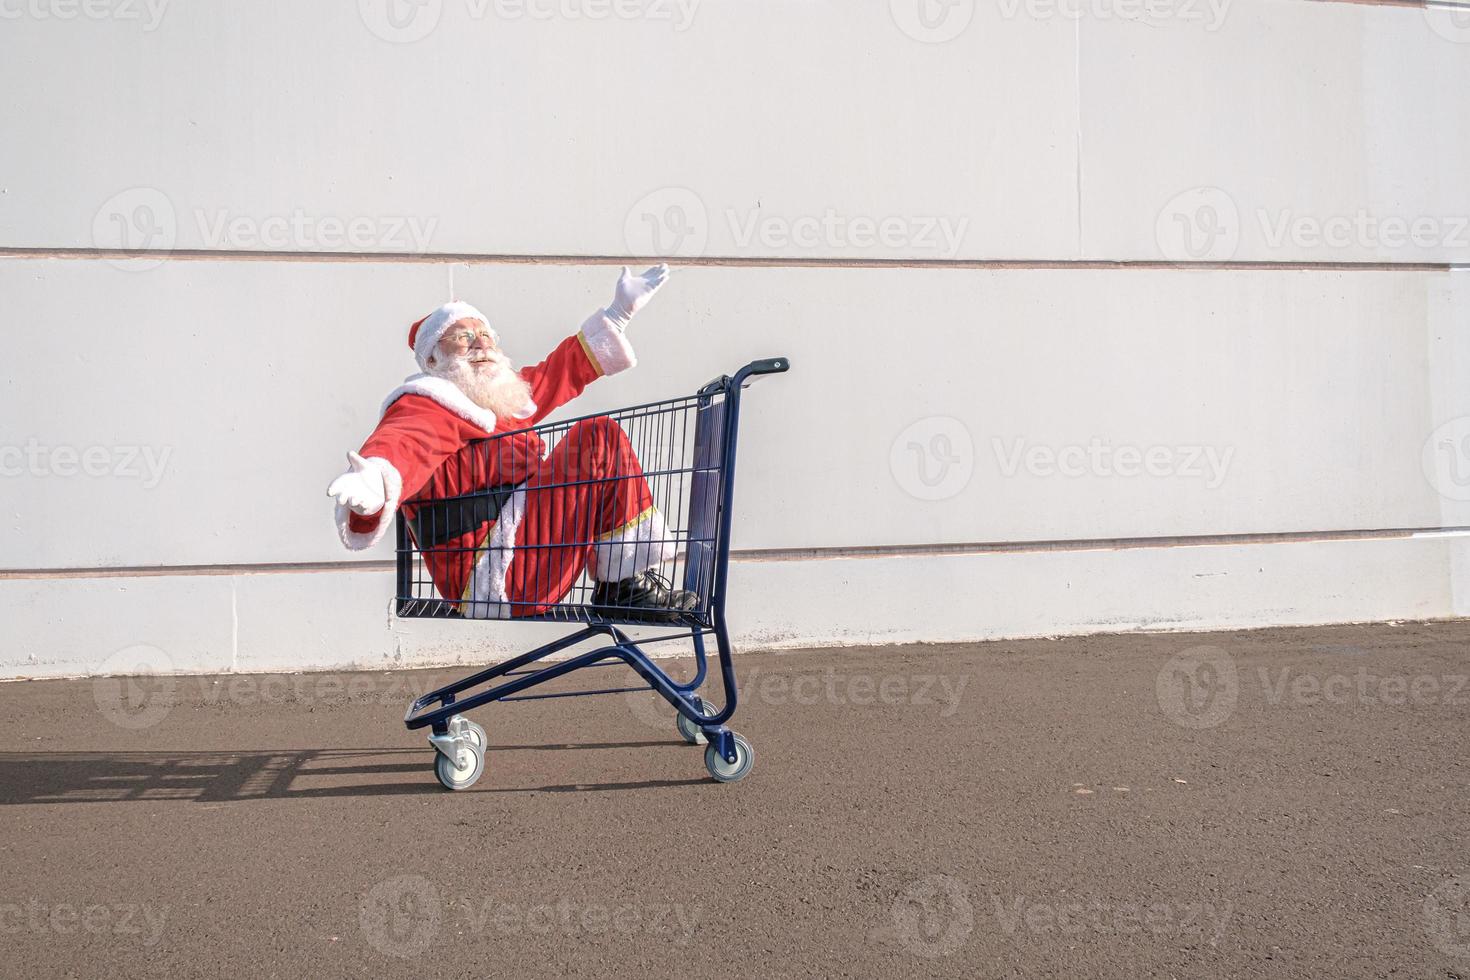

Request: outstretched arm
left=326, top=395, right=477, bottom=550
left=520, top=264, right=671, bottom=425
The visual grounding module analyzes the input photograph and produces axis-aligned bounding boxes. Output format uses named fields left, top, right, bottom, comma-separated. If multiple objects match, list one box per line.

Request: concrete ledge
left=4, top=532, right=1465, bottom=679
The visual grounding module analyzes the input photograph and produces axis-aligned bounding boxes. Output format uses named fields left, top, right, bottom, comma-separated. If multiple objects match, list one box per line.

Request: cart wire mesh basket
left=394, top=357, right=786, bottom=625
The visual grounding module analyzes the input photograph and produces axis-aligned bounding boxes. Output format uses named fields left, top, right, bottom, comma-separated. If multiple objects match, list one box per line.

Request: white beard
left=429, top=351, right=533, bottom=420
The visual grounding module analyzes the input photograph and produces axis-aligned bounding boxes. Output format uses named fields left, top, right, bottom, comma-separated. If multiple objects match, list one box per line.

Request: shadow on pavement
left=0, top=744, right=704, bottom=805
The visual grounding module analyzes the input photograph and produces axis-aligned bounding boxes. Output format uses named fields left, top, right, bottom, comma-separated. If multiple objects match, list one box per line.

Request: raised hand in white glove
left=604, top=263, right=670, bottom=328
left=327, top=451, right=387, bottom=516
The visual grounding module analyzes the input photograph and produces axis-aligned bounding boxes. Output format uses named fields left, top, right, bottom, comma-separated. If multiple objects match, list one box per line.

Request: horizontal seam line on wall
left=0, top=248, right=1462, bottom=272
left=1309, top=0, right=1429, bottom=7
left=4, top=525, right=1465, bottom=580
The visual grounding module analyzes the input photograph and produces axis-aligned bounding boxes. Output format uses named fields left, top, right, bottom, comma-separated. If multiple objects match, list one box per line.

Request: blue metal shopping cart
left=400, top=357, right=790, bottom=790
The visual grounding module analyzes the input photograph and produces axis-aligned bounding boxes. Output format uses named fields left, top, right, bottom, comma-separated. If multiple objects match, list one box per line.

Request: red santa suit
left=335, top=307, right=675, bottom=618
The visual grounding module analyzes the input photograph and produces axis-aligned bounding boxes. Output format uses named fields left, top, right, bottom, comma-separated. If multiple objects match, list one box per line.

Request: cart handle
left=700, top=356, right=791, bottom=395
left=737, top=357, right=790, bottom=379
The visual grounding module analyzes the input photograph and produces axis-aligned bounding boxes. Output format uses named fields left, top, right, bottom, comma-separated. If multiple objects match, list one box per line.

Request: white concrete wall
left=1, top=0, right=1467, bottom=679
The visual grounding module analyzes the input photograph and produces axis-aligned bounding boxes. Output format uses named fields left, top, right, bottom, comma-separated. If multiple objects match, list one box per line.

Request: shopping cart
left=400, top=357, right=790, bottom=790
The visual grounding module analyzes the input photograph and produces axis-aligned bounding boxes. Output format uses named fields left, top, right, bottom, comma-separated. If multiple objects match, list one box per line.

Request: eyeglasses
left=445, top=329, right=497, bottom=348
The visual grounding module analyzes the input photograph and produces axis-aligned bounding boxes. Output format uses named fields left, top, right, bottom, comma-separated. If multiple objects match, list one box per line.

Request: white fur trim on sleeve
left=334, top=456, right=404, bottom=551
left=578, top=310, right=638, bottom=377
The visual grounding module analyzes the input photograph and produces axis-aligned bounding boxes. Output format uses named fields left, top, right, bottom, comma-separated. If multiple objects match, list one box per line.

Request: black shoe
left=590, top=571, right=700, bottom=622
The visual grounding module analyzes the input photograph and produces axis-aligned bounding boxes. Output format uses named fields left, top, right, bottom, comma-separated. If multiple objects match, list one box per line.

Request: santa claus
left=327, top=264, right=697, bottom=621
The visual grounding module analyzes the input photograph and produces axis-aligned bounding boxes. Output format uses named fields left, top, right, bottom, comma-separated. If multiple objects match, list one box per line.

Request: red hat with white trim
left=408, top=301, right=495, bottom=371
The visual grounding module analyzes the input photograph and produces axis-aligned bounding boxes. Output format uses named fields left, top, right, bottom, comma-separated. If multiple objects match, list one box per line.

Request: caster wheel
left=432, top=716, right=486, bottom=791
left=676, top=698, right=720, bottom=745
left=704, top=733, right=754, bottom=783
left=434, top=739, right=485, bottom=791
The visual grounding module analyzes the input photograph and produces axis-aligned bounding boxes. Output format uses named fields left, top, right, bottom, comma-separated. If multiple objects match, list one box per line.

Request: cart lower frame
left=403, top=615, right=743, bottom=766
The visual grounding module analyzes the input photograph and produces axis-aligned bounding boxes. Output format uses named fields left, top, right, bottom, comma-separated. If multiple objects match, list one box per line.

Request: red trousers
left=502, top=416, right=662, bottom=616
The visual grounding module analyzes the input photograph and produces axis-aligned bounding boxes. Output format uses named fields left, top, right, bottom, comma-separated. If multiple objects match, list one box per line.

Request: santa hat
left=408, top=300, right=496, bottom=371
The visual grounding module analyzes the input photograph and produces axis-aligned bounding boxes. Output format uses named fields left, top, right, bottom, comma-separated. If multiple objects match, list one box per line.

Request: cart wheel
left=704, top=733, right=754, bottom=783
left=676, top=698, right=720, bottom=745
left=434, top=740, right=485, bottom=791
left=433, top=717, right=487, bottom=791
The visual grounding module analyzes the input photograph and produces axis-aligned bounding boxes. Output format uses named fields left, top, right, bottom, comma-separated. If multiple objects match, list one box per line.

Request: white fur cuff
left=459, top=487, right=527, bottom=620
left=578, top=310, right=638, bottom=377
left=335, top=456, right=404, bottom=551
left=590, top=508, right=677, bottom=582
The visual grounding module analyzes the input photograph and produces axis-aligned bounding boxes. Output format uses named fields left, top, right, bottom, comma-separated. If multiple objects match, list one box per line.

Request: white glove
left=604, top=263, right=670, bottom=328
left=327, top=451, right=387, bottom=516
